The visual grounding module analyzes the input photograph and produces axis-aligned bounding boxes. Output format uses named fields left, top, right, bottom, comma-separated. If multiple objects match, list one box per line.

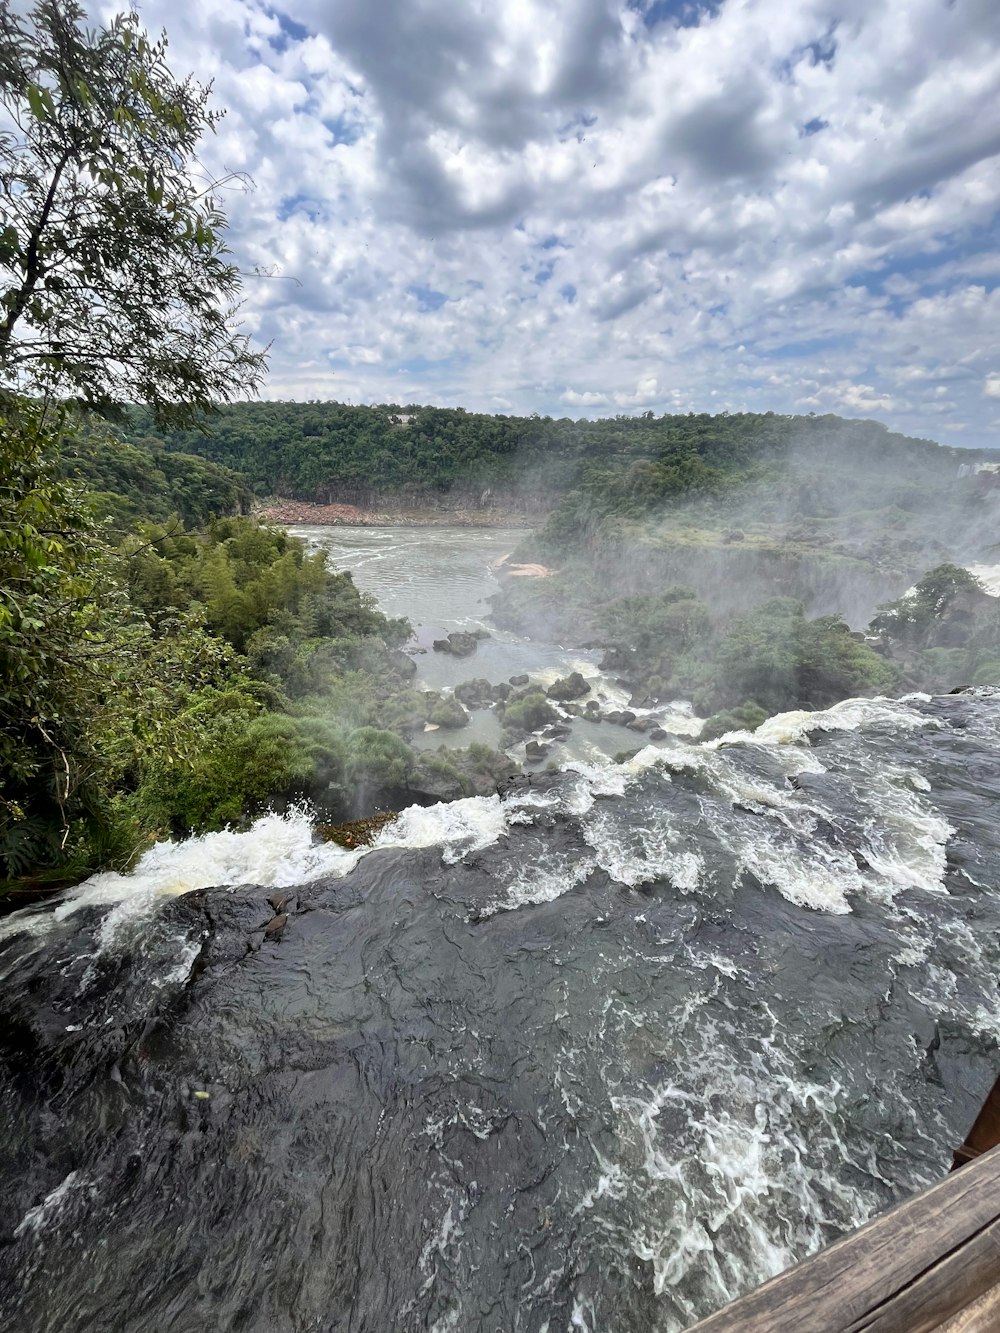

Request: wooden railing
left=688, top=1144, right=1000, bottom=1332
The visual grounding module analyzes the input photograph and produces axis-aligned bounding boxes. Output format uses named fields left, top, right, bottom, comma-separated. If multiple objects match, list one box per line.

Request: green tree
left=706, top=598, right=896, bottom=714
left=871, top=564, right=986, bottom=646
left=0, top=0, right=266, bottom=419
left=0, top=2, right=268, bottom=884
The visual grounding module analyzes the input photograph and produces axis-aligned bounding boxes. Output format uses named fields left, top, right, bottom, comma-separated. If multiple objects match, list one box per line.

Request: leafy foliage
left=58, top=431, right=252, bottom=529
left=0, top=0, right=265, bottom=418
left=700, top=702, right=769, bottom=742
left=0, top=403, right=244, bottom=880
left=701, top=598, right=897, bottom=714
left=870, top=564, right=1000, bottom=691
left=871, top=565, right=987, bottom=645
left=133, top=403, right=976, bottom=517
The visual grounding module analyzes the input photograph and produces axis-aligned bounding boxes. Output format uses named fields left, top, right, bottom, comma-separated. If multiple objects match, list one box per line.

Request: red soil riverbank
left=256, top=499, right=535, bottom=529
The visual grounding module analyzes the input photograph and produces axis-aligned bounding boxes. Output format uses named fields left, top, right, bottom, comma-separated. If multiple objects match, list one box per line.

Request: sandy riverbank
left=256, top=499, right=540, bottom=529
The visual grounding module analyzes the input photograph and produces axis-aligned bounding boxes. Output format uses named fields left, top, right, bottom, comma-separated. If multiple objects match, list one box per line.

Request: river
left=0, top=527, right=998, bottom=1332
left=291, top=524, right=702, bottom=760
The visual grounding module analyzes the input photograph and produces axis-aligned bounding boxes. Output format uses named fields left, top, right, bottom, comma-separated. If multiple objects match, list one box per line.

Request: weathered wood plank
left=952, top=1072, right=1000, bottom=1169
left=937, top=1279, right=1000, bottom=1332
left=688, top=1144, right=1000, bottom=1332
left=851, top=1215, right=1000, bottom=1332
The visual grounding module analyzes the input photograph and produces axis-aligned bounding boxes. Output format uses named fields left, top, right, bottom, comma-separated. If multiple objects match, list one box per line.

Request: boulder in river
left=627, top=717, right=659, bottom=733
left=545, top=672, right=590, bottom=702
left=454, top=678, right=496, bottom=710
left=500, top=691, right=559, bottom=735
left=425, top=693, right=470, bottom=729
left=509, top=673, right=529, bottom=687
left=604, top=710, right=636, bottom=727
left=599, top=645, right=633, bottom=672
left=433, top=632, right=479, bottom=657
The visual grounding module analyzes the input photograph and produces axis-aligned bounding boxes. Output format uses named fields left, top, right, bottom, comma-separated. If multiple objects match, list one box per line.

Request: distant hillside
left=129, top=403, right=984, bottom=516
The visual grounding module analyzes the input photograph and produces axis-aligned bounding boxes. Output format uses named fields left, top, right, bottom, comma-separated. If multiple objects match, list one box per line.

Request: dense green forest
left=61, top=431, right=253, bottom=528
left=134, top=401, right=980, bottom=515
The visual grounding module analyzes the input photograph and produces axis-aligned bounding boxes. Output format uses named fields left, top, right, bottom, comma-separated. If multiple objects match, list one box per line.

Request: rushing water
left=291, top=524, right=702, bottom=761
left=1, top=530, right=999, bottom=1332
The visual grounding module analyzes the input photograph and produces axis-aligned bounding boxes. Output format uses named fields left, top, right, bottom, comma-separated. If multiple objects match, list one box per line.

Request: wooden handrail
left=687, top=1144, right=1000, bottom=1331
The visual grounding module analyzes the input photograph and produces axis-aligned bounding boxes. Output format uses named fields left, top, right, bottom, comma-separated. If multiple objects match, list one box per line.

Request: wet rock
left=509, top=673, right=529, bottom=687
left=388, top=649, right=418, bottom=680
left=545, top=672, right=590, bottom=702
left=501, top=691, right=559, bottom=735
left=524, top=740, right=550, bottom=760
left=433, top=632, right=479, bottom=657
left=629, top=695, right=655, bottom=711
left=316, top=812, right=399, bottom=848
left=492, top=682, right=513, bottom=702
left=455, top=678, right=496, bottom=709
left=648, top=728, right=668, bottom=741
left=627, top=717, right=658, bottom=733
left=584, top=700, right=601, bottom=717
left=598, top=645, right=632, bottom=672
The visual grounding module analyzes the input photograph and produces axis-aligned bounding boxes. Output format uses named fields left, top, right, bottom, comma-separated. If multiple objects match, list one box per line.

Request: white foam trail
left=967, top=562, right=1000, bottom=596
left=610, top=1011, right=892, bottom=1321
left=657, top=701, right=705, bottom=738
left=14, top=1171, right=94, bottom=1238
left=373, top=795, right=509, bottom=864
left=582, top=808, right=703, bottom=892
left=561, top=760, right=630, bottom=812
left=0, top=799, right=513, bottom=943
left=478, top=851, right=597, bottom=918
left=713, top=695, right=935, bottom=748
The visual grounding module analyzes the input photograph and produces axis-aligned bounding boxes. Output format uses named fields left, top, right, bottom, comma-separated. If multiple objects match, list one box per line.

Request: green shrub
left=502, top=691, right=559, bottom=734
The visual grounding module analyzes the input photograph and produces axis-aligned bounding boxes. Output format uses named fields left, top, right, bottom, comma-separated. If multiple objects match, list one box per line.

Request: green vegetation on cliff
left=132, top=402, right=980, bottom=519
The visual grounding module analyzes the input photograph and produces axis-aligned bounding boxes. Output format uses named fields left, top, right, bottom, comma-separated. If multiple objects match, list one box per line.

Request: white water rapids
left=2, top=524, right=999, bottom=1333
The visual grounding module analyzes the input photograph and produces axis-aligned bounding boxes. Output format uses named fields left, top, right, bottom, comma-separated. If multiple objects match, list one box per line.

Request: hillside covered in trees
left=134, top=402, right=981, bottom=518
left=134, top=398, right=996, bottom=640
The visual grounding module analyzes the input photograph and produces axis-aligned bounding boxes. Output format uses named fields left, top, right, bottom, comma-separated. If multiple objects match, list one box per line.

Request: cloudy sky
left=118, top=0, right=999, bottom=445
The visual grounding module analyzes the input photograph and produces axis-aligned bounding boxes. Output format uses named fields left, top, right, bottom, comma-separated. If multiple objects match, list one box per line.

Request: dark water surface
left=1, top=692, right=999, bottom=1331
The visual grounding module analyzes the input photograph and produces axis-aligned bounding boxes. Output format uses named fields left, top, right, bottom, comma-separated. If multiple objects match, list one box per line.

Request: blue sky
left=119, top=0, right=1000, bottom=446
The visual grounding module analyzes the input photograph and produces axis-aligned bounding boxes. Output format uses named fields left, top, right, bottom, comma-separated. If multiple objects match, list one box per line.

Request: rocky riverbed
left=257, top=498, right=536, bottom=528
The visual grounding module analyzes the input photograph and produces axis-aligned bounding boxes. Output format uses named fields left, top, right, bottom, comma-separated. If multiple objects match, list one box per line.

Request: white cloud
left=117, top=0, right=1000, bottom=445
left=985, top=374, right=1000, bottom=399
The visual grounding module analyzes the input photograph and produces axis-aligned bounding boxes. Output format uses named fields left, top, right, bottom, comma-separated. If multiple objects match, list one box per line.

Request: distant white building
left=390, top=413, right=415, bottom=426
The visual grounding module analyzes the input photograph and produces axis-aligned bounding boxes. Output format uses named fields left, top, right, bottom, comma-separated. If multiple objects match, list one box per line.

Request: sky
left=115, top=0, right=1000, bottom=445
